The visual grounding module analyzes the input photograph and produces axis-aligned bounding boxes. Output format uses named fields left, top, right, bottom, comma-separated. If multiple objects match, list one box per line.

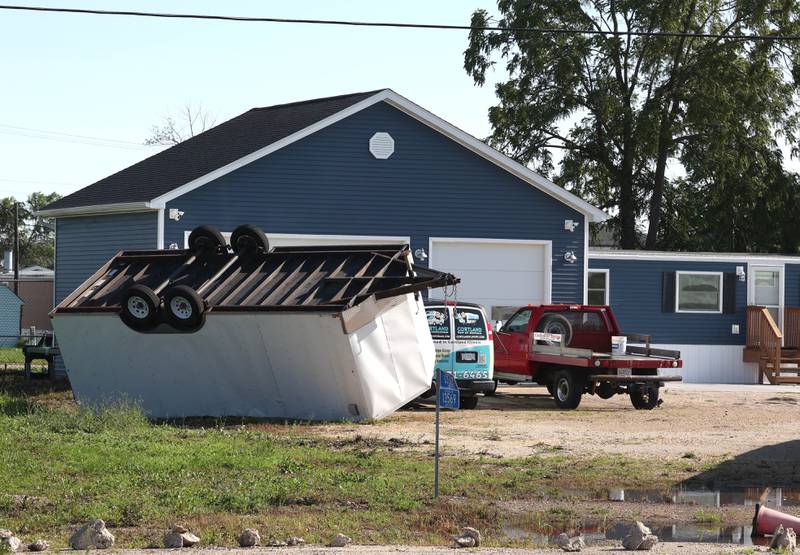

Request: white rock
left=771, top=524, right=797, bottom=552
left=238, top=529, right=260, bottom=548
left=0, top=534, right=21, bottom=553
left=556, top=532, right=585, bottom=552
left=460, top=527, right=481, bottom=547
left=266, top=539, right=288, bottom=547
left=622, top=521, right=658, bottom=551
left=69, top=519, right=115, bottom=550
left=164, top=524, right=200, bottom=548
left=28, top=539, right=49, bottom=552
left=286, top=536, right=305, bottom=546
left=454, top=536, right=476, bottom=548
left=328, top=533, right=352, bottom=547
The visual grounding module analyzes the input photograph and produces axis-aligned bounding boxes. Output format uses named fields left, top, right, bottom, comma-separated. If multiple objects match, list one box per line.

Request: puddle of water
left=503, top=522, right=772, bottom=547
left=606, top=486, right=800, bottom=508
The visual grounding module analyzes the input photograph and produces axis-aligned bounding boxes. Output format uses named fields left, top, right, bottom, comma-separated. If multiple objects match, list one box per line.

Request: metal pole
left=13, top=201, right=19, bottom=295
left=434, top=367, right=440, bottom=498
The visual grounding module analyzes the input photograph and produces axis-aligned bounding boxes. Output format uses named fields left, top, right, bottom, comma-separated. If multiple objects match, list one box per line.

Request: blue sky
left=0, top=1, right=503, bottom=200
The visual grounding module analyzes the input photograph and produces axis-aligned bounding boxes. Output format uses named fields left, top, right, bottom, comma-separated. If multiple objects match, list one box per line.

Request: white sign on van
left=533, top=332, right=563, bottom=344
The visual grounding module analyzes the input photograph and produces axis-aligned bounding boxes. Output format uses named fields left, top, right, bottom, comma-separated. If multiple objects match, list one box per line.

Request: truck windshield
left=502, top=309, right=532, bottom=333
left=426, top=307, right=451, bottom=339
left=454, top=308, right=487, bottom=340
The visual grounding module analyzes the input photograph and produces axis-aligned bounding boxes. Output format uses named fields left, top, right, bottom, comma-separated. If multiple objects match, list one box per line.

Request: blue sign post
left=434, top=368, right=459, bottom=498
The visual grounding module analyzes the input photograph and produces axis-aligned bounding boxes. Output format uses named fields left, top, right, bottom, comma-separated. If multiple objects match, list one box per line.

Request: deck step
left=772, top=376, right=800, bottom=384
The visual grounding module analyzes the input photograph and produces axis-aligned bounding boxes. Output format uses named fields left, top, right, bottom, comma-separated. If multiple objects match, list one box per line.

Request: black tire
left=120, top=284, right=160, bottom=330
left=546, top=383, right=555, bottom=396
left=630, top=384, right=660, bottom=410
left=163, top=284, right=205, bottom=330
left=552, top=369, right=583, bottom=410
left=188, top=225, right=226, bottom=258
left=459, top=395, right=479, bottom=410
left=536, top=314, right=573, bottom=346
left=230, top=224, right=270, bottom=257
left=484, top=380, right=499, bottom=396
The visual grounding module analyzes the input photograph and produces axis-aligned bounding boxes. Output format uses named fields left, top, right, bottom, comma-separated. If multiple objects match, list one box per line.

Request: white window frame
left=586, top=269, right=609, bottom=305
left=675, top=271, right=723, bottom=314
left=747, top=263, right=784, bottom=330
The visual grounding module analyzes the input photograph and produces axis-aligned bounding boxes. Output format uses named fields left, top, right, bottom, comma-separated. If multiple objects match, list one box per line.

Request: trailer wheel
left=630, top=384, right=660, bottom=410
left=552, top=369, right=583, bottom=410
left=120, top=284, right=160, bottom=330
left=188, top=225, right=226, bottom=258
left=460, top=396, right=479, bottom=409
left=163, top=285, right=205, bottom=330
left=230, top=224, right=270, bottom=257
left=536, top=314, right=573, bottom=346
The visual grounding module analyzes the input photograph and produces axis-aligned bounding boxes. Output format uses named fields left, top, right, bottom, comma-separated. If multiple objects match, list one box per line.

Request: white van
left=424, top=300, right=495, bottom=409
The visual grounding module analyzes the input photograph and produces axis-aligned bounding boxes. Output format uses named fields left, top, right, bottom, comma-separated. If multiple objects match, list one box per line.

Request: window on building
left=587, top=270, right=609, bottom=305
left=676, top=272, right=722, bottom=313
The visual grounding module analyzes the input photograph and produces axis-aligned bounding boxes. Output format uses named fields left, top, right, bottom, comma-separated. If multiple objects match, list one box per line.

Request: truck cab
left=493, top=304, right=681, bottom=409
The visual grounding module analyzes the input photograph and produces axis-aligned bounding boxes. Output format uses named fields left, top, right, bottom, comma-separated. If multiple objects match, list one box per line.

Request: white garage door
left=429, top=239, right=551, bottom=320
left=184, top=231, right=409, bottom=249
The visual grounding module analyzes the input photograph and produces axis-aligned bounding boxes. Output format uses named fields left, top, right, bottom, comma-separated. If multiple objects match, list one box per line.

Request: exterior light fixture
left=563, top=251, right=577, bottom=264
left=414, top=248, right=428, bottom=261
left=168, top=208, right=185, bottom=221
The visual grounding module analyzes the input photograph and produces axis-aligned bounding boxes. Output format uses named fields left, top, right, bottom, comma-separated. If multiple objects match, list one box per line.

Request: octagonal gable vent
left=369, top=132, right=395, bottom=159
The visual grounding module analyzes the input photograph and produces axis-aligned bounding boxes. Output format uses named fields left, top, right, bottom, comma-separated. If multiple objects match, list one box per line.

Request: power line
left=0, top=178, right=80, bottom=187
left=0, top=123, right=144, bottom=146
left=0, top=125, right=154, bottom=150
left=1, top=4, right=800, bottom=41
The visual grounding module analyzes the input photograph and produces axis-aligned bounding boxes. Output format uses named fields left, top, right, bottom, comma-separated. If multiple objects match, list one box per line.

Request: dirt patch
left=310, top=385, right=800, bottom=463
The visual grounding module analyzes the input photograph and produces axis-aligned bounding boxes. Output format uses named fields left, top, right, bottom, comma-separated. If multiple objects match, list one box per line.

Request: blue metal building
left=41, top=90, right=607, bottom=378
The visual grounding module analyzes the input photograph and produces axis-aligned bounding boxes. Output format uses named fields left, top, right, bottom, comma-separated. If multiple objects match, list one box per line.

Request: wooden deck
left=745, top=306, right=800, bottom=384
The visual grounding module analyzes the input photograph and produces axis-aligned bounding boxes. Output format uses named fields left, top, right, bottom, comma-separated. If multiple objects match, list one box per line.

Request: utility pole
left=13, top=201, right=19, bottom=295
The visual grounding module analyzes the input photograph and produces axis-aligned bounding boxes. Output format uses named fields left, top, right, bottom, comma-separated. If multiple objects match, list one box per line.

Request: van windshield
left=426, top=307, right=451, bottom=339
left=454, top=307, right=487, bottom=340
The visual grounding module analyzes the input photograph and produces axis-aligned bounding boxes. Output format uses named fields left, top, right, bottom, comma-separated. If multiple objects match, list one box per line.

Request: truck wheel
left=552, top=369, right=583, bottom=410
left=163, top=285, right=205, bottom=330
left=484, top=380, right=499, bottom=396
left=188, top=225, right=226, bottom=259
left=230, top=224, right=270, bottom=257
left=630, top=384, right=660, bottom=410
left=119, top=284, right=160, bottom=330
left=460, top=396, right=479, bottom=409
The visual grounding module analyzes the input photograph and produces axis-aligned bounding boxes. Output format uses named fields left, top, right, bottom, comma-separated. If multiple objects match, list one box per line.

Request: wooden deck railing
left=746, top=306, right=767, bottom=350
left=785, top=307, right=800, bottom=349
left=746, top=305, right=800, bottom=384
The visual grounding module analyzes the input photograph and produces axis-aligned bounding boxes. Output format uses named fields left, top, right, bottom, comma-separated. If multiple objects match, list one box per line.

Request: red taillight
left=486, top=320, right=493, bottom=340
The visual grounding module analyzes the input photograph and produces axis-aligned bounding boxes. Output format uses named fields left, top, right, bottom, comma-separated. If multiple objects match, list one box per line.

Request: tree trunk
left=619, top=118, right=637, bottom=249
left=645, top=114, right=672, bottom=249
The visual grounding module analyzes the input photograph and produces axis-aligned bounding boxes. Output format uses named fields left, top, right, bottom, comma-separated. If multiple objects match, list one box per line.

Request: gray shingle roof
left=44, top=90, right=384, bottom=211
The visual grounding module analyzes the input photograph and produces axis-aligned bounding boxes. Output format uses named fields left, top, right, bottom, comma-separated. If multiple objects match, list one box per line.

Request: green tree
left=0, top=192, right=61, bottom=269
left=464, top=0, right=800, bottom=251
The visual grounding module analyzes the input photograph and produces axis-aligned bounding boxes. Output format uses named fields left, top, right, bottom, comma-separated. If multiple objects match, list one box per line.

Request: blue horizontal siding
left=589, top=258, right=747, bottom=345
left=55, top=212, right=159, bottom=304
left=53, top=212, right=158, bottom=378
left=165, top=101, right=587, bottom=303
left=0, top=287, right=22, bottom=346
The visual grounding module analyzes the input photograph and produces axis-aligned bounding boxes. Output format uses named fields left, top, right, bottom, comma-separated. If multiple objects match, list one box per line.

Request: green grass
left=693, top=509, right=724, bottom=526
left=0, top=347, right=24, bottom=366
left=0, top=387, right=701, bottom=548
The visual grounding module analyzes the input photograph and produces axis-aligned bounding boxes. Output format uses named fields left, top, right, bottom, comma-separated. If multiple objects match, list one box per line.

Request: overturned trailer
left=52, top=225, right=458, bottom=421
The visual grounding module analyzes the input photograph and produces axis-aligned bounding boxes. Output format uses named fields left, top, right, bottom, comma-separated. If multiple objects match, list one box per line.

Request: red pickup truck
left=493, top=304, right=682, bottom=410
